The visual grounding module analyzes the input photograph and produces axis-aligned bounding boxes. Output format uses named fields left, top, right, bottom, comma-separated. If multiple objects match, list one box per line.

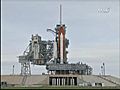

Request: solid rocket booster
left=60, top=33, right=63, bottom=64
left=53, top=41, right=57, bottom=59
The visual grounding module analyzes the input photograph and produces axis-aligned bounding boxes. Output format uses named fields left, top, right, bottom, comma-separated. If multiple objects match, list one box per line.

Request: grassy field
left=1, top=86, right=120, bottom=89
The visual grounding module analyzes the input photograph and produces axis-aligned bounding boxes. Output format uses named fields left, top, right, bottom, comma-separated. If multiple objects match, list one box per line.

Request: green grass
left=1, top=86, right=120, bottom=89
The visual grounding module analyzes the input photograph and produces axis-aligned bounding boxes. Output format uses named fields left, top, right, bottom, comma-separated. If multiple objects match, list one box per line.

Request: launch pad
left=1, top=5, right=120, bottom=88
left=46, top=63, right=92, bottom=75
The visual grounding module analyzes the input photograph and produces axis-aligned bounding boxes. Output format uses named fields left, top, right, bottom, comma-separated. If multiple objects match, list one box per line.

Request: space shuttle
left=56, top=5, right=68, bottom=64
left=50, top=5, right=69, bottom=64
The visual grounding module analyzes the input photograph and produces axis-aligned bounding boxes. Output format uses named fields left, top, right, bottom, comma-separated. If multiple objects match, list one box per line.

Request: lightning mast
left=60, top=4, right=62, bottom=25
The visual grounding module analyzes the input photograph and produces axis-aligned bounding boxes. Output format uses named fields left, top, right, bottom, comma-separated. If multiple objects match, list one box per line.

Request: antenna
left=12, top=65, right=14, bottom=75
left=60, top=4, right=62, bottom=25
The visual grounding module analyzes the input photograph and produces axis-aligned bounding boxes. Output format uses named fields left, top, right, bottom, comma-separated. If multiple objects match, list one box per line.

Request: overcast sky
left=1, top=0, right=119, bottom=78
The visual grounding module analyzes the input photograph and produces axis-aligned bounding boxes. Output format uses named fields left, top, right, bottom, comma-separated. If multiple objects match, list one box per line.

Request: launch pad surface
left=1, top=74, right=120, bottom=88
